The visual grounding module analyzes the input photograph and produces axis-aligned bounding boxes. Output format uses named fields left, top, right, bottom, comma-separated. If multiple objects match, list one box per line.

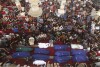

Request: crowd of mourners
left=0, top=0, right=100, bottom=67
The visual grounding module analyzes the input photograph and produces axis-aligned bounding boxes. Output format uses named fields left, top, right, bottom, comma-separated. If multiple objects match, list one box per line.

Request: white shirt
left=71, top=44, right=83, bottom=49
left=29, top=37, right=35, bottom=45
left=33, top=60, right=46, bottom=65
left=38, top=43, right=50, bottom=48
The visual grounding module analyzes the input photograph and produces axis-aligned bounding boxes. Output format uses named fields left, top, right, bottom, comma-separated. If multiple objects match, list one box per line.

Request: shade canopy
left=58, top=9, right=66, bottom=14
left=96, top=10, right=100, bottom=16
left=28, top=6, right=42, bottom=17
left=29, top=0, right=39, bottom=4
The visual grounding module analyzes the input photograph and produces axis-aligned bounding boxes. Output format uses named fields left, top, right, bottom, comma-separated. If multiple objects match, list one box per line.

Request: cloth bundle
left=32, top=54, right=49, bottom=61
left=54, top=56, right=70, bottom=63
left=55, top=51, right=70, bottom=56
left=34, top=48, right=50, bottom=54
left=12, top=52, right=30, bottom=58
left=71, top=49, right=88, bottom=62
left=54, top=45, right=68, bottom=50
left=72, top=55, right=88, bottom=62
left=54, top=47, right=70, bottom=63
left=71, top=49, right=87, bottom=55
left=33, top=48, right=50, bottom=61
left=16, top=47, right=33, bottom=52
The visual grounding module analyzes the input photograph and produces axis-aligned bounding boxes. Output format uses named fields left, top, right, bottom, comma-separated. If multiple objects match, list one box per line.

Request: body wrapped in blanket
left=32, top=54, right=49, bottom=61
left=12, top=52, right=30, bottom=58
left=54, top=56, right=71, bottom=63
left=55, top=51, right=70, bottom=56
left=34, top=48, right=50, bottom=54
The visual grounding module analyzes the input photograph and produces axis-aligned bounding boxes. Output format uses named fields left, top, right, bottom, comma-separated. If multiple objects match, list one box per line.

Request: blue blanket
left=72, top=55, right=88, bottom=62
left=12, top=52, right=30, bottom=58
left=55, top=51, right=70, bottom=56
left=54, top=45, right=68, bottom=50
left=12, top=28, right=18, bottom=33
left=34, top=48, right=49, bottom=54
left=32, top=54, right=49, bottom=61
left=16, top=47, right=33, bottom=52
left=71, top=49, right=87, bottom=55
left=54, top=56, right=70, bottom=63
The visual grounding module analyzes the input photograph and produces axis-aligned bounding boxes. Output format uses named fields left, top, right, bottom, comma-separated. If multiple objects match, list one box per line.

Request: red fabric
left=48, top=47, right=55, bottom=56
left=1, top=11, right=6, bottom=14
left=11, top=59, right=26, bottom=66
left=54, top=40, right=64, bottom=45
left=97, top=51, right=100, bottom=56
left=0, top=30, right=3, bottom=34
left=7, top=7, right=13, bottom=11
left=4, top=29, right=13, bottom=34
